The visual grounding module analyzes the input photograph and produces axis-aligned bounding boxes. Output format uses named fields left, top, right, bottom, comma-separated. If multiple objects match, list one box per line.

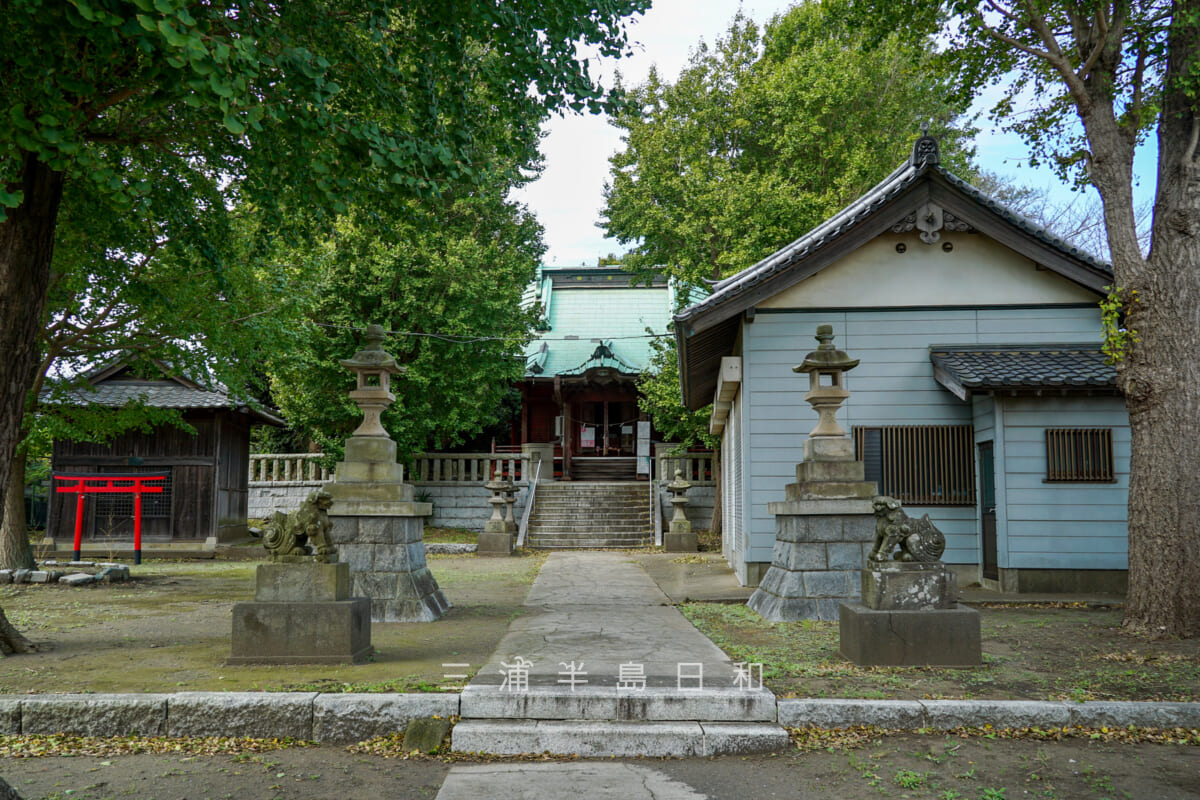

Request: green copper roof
left=523, top=267, right=677, bottom=378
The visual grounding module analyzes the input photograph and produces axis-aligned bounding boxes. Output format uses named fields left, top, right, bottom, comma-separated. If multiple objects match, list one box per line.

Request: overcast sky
left=512, top=0, right=1157, bottom=267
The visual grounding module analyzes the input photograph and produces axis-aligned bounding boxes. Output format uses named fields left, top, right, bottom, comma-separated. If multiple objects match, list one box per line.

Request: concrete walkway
left=452, top=552, right=786, bottom=756
left=468, top=551, right=748, bottom=690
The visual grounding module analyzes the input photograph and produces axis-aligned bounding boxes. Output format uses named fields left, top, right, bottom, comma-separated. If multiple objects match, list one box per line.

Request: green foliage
left=266, top=193, right=542, bottom=458
left=1100, top=285, right=1141, bottom=365
left=603, top=1, right=977, bottom=291
left=638, top=333, right=717, bottom=451
left=2, top=0, right=651, bottom=222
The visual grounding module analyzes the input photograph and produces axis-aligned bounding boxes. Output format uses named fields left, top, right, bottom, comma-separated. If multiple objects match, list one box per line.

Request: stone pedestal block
left=838, top=601, right=981, bottom=667
left=664, top=531, right=698, bottom=552
left=477, top=531, right=515, bottom=557
left=254, top=562, right=349, bottom=603
left=229, top=598, right=372, bottom=664
left=862, top=562, right=958, bottom=611
left=229, top=561, right=371, bottom=664
left=330, top=515, right=448, bottom=622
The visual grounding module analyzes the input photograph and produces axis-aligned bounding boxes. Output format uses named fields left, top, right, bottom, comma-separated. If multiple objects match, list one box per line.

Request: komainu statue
left=868, top=495, right=946, bottom=563
left=261, top=490, right=336, bottom=562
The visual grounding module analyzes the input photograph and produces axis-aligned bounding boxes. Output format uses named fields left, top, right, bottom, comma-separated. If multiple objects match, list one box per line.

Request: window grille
left=853, top=425, right=976, bottom=506
left=1045, top=428, right=1115, bottom=482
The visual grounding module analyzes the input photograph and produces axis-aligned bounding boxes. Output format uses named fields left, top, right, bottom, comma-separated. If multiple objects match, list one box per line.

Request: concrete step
left=460, top=686, right=777, bottom=722
left=527, top=520, right=649, bottom=530
left=527, top=538, right=653, bottom=549
left=529, top=509, right=650, bottom=516
left=450, top=720, right=788, bottom=757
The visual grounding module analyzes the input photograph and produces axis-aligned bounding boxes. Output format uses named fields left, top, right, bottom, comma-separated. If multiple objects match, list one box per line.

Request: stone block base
left=477, top=531, right=514, bottom=557
left=746, top=509, right=874, bottom=621
left=862, top=562, right=957, bottom=611
left=838, top=601, right=981, bottom=667
left=229, top=598, right=372, bottom=664
left=255, top=562, right=350, bottom=602
left=331, top=514, right=449, bottom=622
left=664, top=531, right=698, bottom=552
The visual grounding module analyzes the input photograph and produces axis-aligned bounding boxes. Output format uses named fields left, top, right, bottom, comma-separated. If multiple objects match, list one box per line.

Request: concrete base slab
left=450, top=720, right=788, bottom=757
left=839, top=601, right=981, bottom=667
left=435, top=763, right=708, bottom=800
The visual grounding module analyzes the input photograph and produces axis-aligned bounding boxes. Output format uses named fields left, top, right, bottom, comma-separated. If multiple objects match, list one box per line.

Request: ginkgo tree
left=0, top=0, right=649, bottom=653
left=848, top=0, right=1197, bottom=638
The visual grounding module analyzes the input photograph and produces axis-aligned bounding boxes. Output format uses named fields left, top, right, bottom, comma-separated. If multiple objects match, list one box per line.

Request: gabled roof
left=43, top=361, right=285, bottom=426
left=930, top=344, right=1118, bottom=401
left=674, top=133, right=1114, bottom=409
left=522, top=266, right=675, bottom=379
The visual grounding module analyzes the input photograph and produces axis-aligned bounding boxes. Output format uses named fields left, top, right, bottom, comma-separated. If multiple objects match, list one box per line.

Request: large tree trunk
left=0, top=152, right=64, bottom=650
left=0, top=456, right=35, bottom=570
left=1117, top=5, right=1200, bottom=638
left=0, top=606, right=35, bottom=654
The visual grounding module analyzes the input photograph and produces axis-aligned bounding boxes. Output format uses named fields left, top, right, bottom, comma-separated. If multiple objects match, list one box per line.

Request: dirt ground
left=682, top=601, right=1200, bottom=701
left=3, top=733, right=1198, bottom=799
left=3, top=552, right=1200, bottom=701
left=0, top=553, right=545, bottom=694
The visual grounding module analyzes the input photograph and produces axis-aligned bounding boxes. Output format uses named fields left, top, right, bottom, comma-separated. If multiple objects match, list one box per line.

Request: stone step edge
left=3, top=695, right=1198, bottom=743
left=459, top=687, right=777, bottom=722
left=450, top=720, right=789, bottom=757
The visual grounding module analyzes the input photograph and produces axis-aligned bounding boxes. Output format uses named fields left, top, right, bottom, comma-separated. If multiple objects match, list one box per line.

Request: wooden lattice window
left=854, top=425, right=976, bottom=506
left=1045, top=428, right=1115, bottom=482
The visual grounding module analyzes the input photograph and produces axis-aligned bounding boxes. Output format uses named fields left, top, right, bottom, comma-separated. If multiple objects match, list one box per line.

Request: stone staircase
left=570, top=456, right=637, bottom=481
left=451, top=686, right=786, bottom=757
left=526, top=482, right=653, bottom=549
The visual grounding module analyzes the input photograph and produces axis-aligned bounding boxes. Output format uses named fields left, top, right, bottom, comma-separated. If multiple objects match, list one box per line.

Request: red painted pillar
left=133, top=490, right=143, bottom=565
left=72, top=492, right=85, bottom=561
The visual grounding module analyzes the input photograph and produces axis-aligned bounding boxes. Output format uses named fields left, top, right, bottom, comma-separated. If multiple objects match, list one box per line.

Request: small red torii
left=53, top=472, right=167, bottom=565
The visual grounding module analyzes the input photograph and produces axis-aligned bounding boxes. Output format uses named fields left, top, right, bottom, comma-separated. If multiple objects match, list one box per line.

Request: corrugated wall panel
left=741, top=306, right=1122, bottom=571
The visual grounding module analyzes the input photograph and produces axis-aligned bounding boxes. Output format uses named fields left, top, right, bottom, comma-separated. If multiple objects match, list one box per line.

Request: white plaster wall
left=758, top=232, right=1099, bottom=309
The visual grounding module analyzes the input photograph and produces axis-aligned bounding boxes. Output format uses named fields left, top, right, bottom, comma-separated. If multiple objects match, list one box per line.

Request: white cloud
left=515, top=1, right=1157, bottom=267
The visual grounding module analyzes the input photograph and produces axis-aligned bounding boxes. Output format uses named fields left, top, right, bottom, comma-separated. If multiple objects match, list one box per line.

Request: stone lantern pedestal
left=324, top=324, right=447, bottom=622
left=664, top=470, right=697, bottom=552
left=748, top=325, right=877, bottom=621
left=478, top=477, right=515, bottom=556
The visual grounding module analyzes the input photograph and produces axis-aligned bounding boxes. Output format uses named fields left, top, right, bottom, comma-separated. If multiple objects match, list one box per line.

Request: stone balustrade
left=248, top=452, right=531, bottom=529
left=657, top=452, right=715, bottom=485
left=250, top=453, right=331, bottom=483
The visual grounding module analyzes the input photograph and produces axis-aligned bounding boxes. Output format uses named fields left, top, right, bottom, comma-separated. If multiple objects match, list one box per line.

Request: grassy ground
left=681, top=601, right=1200, bottom=701
left=0, top=552, right=545, bottom=694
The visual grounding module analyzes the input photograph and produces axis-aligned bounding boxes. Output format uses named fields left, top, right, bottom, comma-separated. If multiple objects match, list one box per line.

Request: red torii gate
left=53, top=472, right=167, bottom=564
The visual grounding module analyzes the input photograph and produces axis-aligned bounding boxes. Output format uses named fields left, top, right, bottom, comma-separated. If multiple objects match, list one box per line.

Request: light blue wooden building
left=674, top=133, right=1128, bottom=594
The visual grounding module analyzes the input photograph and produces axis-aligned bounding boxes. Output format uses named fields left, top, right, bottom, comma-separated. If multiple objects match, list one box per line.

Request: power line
left=310, top=321, right=671, bottom=344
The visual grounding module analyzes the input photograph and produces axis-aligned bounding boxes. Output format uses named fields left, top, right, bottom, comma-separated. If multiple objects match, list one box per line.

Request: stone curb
left=0, top=693, right=461, bottom=742
left=778, top=699, right=1200, bottom=730
left=1, top=695, right=1197, bottom=742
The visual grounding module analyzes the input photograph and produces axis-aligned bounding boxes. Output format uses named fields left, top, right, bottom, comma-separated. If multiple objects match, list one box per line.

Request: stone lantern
left=479, top=475, right=515, bottom=557
left=340, top=323, right=404, bottom=440
left=664, top=469, right=697, bottom=552
left=323, top=323, right=447, bottom=622
left=794, top=324, right=859, bottom=462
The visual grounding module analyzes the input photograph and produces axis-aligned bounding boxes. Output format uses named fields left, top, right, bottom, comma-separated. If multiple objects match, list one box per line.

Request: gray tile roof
left=930, top=345, right=1117, bottom=396
left=675, top=150, right=1111, bottom=326
left=46, top=380, right=285, bottom=425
